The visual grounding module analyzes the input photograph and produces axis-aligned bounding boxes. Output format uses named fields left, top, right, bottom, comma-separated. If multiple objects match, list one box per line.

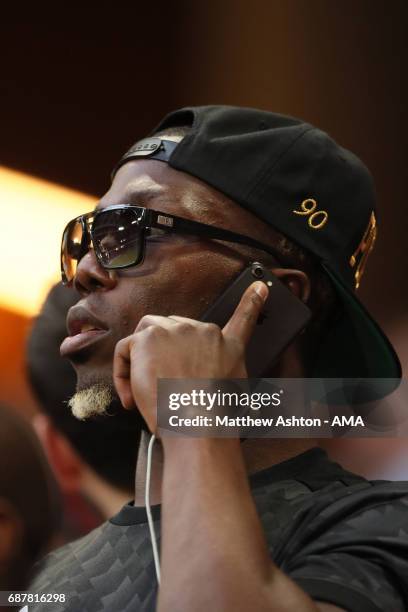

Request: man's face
left=63, top=145, right=263, bottom=401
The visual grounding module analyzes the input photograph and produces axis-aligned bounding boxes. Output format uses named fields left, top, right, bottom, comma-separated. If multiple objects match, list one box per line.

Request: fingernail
left=254, top=281, right=268, bottom=301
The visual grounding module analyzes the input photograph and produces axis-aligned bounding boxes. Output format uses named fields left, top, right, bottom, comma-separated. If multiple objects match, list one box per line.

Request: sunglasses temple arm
left=150, top=211, right=281, bottom=262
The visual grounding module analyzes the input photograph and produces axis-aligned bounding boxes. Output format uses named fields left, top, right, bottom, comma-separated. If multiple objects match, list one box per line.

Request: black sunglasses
left=60, top=204, right=283, bottom=285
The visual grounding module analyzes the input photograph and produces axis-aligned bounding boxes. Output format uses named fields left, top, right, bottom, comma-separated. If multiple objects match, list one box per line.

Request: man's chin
left=69, top=377, right=150, bottom=432
left=69, top=383, right=114, bottom=420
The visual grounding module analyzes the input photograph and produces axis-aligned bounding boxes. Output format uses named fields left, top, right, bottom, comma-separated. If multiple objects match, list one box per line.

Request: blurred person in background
left=26, top=283, right=141, bottom=537
left=0, top=405, right=60, bottom=597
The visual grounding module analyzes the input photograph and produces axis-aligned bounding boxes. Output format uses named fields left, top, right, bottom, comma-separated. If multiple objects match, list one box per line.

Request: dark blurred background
left=0, top=1, right=407, bottom=478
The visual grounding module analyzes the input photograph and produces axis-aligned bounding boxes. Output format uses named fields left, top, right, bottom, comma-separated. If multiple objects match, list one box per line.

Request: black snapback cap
left=113, top=105, right=401, bottom=389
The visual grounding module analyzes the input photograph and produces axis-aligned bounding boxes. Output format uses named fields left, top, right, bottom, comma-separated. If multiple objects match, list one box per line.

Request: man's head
left=60, top=106, right=400, bottom=415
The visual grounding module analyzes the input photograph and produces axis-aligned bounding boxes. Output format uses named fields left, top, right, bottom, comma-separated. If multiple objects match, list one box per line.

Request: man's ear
left=32, top=414, right=83, bottom=493
left=0, top=499, right=23, bottom=567
left=271, top=268, right=311, bottom=302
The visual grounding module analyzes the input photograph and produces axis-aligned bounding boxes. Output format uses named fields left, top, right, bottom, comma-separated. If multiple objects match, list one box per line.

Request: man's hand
left=113, top=280, right=268, bottom=433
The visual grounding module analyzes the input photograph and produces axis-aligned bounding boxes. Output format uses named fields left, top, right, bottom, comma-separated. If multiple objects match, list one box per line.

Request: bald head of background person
left=0, top=405, right=60, bottom=597
left=27, top=283, right=142, bottom=521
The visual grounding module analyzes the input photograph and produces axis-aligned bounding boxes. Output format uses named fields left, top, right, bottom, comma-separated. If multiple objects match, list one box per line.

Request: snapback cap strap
left=111, top=138, right=178, bottom=181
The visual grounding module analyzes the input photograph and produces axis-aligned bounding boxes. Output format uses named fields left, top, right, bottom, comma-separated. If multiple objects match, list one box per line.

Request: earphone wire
left=146, top=434, right=161, bottom=584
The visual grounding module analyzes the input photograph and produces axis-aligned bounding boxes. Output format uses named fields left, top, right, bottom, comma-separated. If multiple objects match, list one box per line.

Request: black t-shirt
left=29, top=448, right=408, bottom=611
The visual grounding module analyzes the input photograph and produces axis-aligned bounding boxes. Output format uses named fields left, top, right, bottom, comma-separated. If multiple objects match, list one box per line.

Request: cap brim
left=311, top=263, right=401, bottom=403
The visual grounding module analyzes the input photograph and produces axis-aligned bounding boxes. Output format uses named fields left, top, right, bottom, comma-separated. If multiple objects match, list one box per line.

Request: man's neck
left=134, top=431, right=164, bottom=506
left=134, top=432, right=317, bottom=506
left=241, top=438, right=317, bottom=475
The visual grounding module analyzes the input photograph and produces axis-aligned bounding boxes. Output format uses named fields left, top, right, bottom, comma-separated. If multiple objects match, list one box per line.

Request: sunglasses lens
left=92, top=208, right=144, bottom=269
left=61, top=218, right=85, bottom=284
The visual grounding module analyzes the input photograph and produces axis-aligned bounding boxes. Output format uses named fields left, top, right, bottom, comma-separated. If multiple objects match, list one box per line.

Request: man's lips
left=60, top=305, right=109, bottom=357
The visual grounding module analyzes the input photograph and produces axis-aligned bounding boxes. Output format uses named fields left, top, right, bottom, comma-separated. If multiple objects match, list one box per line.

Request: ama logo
left=332, top=416, right=365, bottom=427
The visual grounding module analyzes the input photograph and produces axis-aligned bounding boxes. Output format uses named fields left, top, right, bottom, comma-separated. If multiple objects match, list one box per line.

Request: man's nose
left=74, top=250, right=117, bottom=295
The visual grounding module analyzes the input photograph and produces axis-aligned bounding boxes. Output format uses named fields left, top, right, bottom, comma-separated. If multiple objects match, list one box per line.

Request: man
left=27, top=283, right=140, bottom=528
left=0, top=405, right=60, bottom=600
left=30, top=106, right=407, bottom=611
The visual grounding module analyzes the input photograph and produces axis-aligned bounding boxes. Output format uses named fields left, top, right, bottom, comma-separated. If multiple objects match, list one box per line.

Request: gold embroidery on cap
left=293, top=198, right=328, bottom=229
left=349, top=211, right=377, bottom=289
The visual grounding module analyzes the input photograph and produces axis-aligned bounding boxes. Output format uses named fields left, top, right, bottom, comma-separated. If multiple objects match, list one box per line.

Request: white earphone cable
left=146, top=434, right=161, bottom=584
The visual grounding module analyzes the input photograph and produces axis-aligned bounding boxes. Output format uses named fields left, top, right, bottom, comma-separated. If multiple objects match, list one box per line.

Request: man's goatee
left=69, top=384, right=113, bottom=420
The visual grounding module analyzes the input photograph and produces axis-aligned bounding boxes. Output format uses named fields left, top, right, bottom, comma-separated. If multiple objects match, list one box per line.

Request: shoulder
left=282, top=480, right=408, bottom=612
left=277, top=477, right=408, bottom=555
left=252, top=451, right=408, bottom=610
left=306, top=478, right=408, bottom=531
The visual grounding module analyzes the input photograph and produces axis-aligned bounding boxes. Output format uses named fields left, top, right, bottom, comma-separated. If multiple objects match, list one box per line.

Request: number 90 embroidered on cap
left=293, top=198, right=328, bottom=229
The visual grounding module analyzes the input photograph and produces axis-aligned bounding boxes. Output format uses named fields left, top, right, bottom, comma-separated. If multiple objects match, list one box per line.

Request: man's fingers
left=115, top=283, right=267, bottom=410
left=168, top=315, right=200, bottom=326
left=135, top=314, right=178, bottom=333
left=113, top=336, right=135, bottom=410
left=114, top=318, right=177, bottom=410
left=223, top=281, right=268, bottom=346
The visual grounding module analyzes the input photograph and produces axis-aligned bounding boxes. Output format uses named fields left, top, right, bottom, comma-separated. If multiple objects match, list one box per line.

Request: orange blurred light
left=0, top=166, right=96, bottom=316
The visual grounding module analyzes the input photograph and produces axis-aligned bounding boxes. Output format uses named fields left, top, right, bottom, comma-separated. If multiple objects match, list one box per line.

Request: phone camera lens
left=252, top=264, right=264, bottom=279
